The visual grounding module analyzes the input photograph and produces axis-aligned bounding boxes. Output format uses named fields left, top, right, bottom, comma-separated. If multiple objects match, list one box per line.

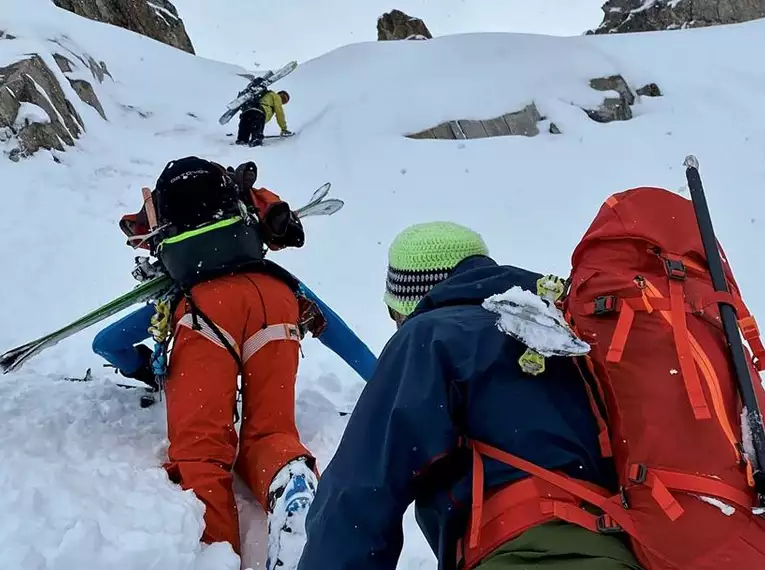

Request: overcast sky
left=173, top=0, right=606, bottom=69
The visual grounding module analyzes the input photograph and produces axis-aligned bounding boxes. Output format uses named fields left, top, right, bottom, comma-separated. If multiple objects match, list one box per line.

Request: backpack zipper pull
left=634, top=276, right=654, bottom=314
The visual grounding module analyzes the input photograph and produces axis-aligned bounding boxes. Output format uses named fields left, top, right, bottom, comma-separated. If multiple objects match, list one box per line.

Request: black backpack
left=151, top=156, right=266, bottom=289
left=239, top=77, right=268, bottom=111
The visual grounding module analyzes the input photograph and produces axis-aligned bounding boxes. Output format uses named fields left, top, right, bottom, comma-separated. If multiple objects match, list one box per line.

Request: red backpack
left=560, top=186, right=765, bottom=568
left=457, top=186, right=765, bottom=570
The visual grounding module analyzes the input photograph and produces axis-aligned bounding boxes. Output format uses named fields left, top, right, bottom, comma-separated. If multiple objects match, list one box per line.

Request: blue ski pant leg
left=298, top=282, right=377, bottom=382
left=92, top=303, right=154, bottom=374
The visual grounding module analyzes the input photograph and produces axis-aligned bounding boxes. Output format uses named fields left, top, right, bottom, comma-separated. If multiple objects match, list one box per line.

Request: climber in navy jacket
left=297, top=222, right=640, bottom=570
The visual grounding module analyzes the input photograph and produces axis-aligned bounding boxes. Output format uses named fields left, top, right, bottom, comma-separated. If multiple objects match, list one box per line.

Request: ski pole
left=684, top=155, right=765, bottom=495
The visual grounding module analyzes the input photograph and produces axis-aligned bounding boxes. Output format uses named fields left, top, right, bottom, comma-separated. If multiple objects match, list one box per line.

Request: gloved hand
left=233, top=161, right=258, bottom=193
left=118, top=344, right=157, bottom=390
left=131, top=256, right=164, bottom=282
left=281, top=129, right=294, bottom=137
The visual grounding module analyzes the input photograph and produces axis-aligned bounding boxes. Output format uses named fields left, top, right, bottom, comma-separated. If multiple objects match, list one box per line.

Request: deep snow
left=2, top=0, right=765, bottom=568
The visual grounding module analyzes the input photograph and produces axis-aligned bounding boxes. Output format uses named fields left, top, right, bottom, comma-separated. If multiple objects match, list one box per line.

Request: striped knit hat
left=384, top=221, right=489, bottom=316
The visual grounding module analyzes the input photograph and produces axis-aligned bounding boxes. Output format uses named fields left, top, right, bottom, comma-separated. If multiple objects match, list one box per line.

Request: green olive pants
left=475, top=521, right=643, bottom=570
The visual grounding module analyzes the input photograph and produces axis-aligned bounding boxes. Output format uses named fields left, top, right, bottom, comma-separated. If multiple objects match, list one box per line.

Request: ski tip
left=683, top=155, right=699, bottom=170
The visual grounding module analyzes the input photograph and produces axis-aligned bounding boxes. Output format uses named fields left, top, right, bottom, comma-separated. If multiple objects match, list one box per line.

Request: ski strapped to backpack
left=458, top=158, right=765, bottom=570
left=219, top=61, right=298, bottom=125
left=0, top=175, right=343, bottom=375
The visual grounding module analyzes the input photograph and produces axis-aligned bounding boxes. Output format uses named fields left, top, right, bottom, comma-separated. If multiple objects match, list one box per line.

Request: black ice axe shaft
left=684, top=155, right=765, bottom=493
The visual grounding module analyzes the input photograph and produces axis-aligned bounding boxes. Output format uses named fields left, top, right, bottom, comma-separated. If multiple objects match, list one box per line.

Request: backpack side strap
left=457, top=438, right=638, bottom=570
left=179, top=291, right=243, bottom=375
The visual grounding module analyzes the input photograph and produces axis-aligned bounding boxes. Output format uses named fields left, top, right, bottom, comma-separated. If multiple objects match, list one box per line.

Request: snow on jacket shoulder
left=298, top=255, right=615, bottom=570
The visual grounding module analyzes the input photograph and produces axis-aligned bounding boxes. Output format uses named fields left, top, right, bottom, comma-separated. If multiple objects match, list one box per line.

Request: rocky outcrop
left=377, top=9, right=433, bottom=40
left=52, top=0, right=195, bottom=53
left=51, top=50, right=110, bottom=119
left=0, top=56, right=84, bottom=159
left=406, top=74, right=662, bottom=141
left=637, top=82, right=662, bottom=97
left=407, top=104, right=543, bottom=140
left=0, top=40, right=110, bottom=160
left=586, top=75, right=634, bottom=122
left=589, top=0, right=765, bottom=34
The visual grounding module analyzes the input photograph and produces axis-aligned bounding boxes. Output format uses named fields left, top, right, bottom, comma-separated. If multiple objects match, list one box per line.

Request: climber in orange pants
left=163, top=270, right=316, bottom=559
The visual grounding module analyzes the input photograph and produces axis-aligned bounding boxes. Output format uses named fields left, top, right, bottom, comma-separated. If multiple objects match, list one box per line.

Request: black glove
left=119, top=344, right=158, bottom=391
left=262, top=202, right=305, bottom=249
left=234, top=161, right=258, bottom=194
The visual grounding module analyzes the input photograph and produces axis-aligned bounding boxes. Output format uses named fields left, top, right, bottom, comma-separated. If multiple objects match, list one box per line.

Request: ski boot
left=266, top=457, right=318, bottom=570
left=248, top=137, right=264, bottom=147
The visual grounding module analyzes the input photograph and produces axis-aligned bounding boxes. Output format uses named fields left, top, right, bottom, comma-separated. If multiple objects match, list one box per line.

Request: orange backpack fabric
left=561, top=186, right=765, bottom=568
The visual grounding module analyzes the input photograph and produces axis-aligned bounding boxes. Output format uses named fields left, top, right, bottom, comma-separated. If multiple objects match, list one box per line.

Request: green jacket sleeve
left=272, top=93, right=287, bottom=131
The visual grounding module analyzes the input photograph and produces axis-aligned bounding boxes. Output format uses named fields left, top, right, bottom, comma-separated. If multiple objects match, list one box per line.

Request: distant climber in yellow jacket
left=236, top=90, right=293, bottom=147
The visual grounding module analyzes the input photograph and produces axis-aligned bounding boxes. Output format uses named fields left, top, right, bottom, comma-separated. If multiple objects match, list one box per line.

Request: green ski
left=0, top=276, right=173, bottom=374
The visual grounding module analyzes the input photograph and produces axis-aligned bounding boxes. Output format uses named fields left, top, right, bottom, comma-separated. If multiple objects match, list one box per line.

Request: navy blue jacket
left=298, top=256, right=614, bottom=570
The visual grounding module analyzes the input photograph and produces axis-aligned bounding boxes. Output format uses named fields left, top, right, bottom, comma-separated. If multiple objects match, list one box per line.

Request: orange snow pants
left=164, top=271, right=313, bottom=553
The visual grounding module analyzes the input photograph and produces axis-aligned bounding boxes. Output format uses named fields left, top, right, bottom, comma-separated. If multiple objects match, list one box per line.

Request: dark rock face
left=52, top=0, right=195, bottom=53
left=52, top=51, right=110, bottom=119
left=589, top=0, right=765, bottom=34
left=377, top=9, right=433, bottom=40
left=637, top=83, right=663, bottom=97
left=586, top=75, right=635, bottom=122
left=0, top=56, right=84, bottom=158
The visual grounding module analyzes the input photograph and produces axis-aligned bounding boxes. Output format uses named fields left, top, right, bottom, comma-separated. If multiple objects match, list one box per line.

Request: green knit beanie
left=384, top=221, right=489, bottom=316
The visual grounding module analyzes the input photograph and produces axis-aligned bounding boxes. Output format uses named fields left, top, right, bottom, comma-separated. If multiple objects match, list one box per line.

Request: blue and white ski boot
left=266, top=457, right=317, bottom=570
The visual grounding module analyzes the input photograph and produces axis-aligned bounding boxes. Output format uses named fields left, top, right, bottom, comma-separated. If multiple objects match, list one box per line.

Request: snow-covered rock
left=0, top=55, right=83, bottom=159
left=407, top=73, right=661, bottom=140
left=590, top=0, right=765, bottom=34
left=0, top=29, right=110, bottom=160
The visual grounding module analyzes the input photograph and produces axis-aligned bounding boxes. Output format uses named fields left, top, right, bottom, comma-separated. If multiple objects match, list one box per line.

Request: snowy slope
left=171, top=0, right=606, bottom=68
left=2, top=1, right=765, bottom=568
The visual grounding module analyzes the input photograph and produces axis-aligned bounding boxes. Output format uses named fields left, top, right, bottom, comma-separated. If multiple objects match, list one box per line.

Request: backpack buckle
left=664, top=258, right=687, bottom=280
left=628, top=463, right=648, bottom=484
left=619, top=486, right=630, bottom=509
left=593, top=296, right=617, bottom=315
left=595, top=514, right=623, bottom=534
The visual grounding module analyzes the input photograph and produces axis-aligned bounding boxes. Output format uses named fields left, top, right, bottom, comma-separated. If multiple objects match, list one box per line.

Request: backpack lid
left=571, top=187, right=711, bottom=267
left=153, top=156, right=240, bottom=237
